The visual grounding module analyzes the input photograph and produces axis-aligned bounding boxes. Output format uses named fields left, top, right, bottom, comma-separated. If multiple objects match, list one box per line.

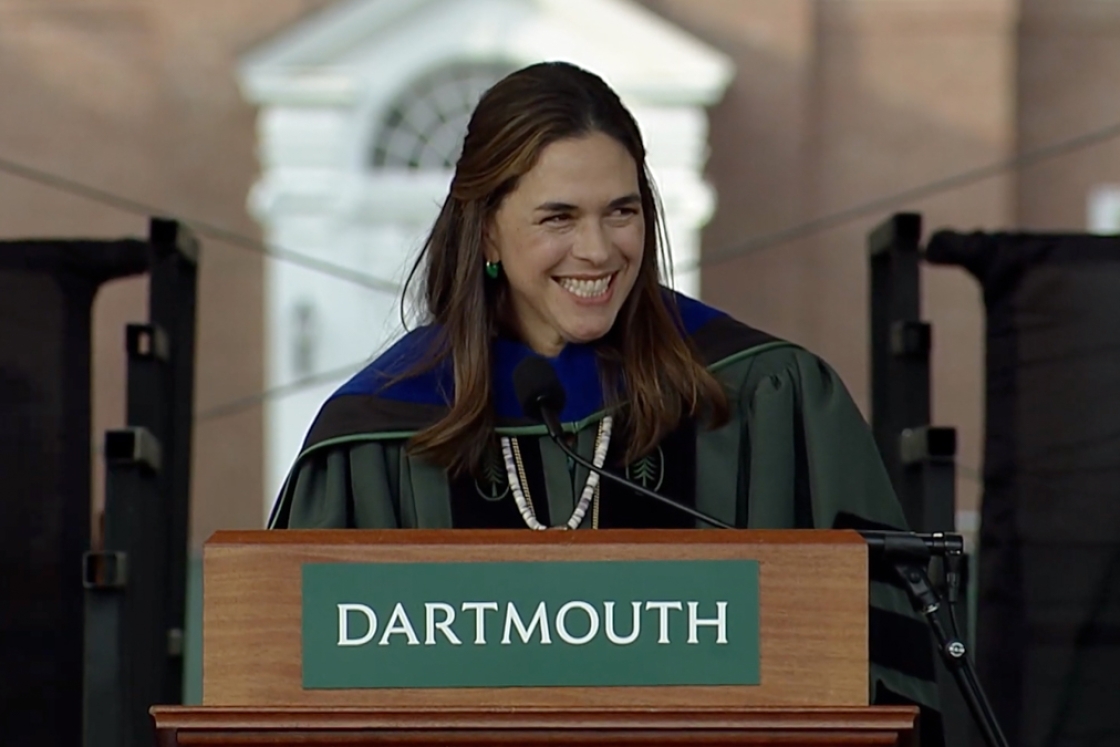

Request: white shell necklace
left=499, top=416, right=613, bottom=530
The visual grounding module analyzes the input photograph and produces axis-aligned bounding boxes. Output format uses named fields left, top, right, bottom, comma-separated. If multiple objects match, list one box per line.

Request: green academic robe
left=269, top=291, right=941, bottom=741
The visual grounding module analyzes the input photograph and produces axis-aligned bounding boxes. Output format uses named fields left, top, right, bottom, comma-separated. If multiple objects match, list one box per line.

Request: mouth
left=554, top=272, right=617, bottom=299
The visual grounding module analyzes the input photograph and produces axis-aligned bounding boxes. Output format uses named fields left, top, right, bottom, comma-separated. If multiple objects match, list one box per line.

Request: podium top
left=206, top=527, right=868, bottom=547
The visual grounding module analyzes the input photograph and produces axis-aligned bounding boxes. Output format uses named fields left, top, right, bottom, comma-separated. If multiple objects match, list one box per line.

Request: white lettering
left=461, top=602, right=499, bottom=644
left=425, top=603, right=462, bottom=645
left=337, top=604, right=377, bottom=646
left=645, top=601, right=683, bottom=644
left=377, top=602, right=420, bottom=646
left=687, top=601, right=728, bottom=644
left=502, top=601, right=552, bottom=644
left=556, top=601, right=600, bottom=645
left=604, top=601, right=642, bottom=645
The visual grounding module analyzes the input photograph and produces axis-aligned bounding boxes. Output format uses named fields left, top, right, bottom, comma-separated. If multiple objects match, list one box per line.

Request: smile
left=555, top=273, right=616, bottom=299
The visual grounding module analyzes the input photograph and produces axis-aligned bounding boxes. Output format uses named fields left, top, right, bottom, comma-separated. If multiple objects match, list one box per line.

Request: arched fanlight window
left=370, top=62, right=512, bottom=170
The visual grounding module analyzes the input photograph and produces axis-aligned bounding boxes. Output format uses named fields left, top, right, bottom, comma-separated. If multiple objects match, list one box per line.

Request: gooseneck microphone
left=512, top=355, right=734, bottom=529
left=510, top=356, right=962, bottom=556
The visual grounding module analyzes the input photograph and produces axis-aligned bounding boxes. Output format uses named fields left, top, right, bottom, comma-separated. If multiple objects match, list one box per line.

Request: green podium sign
left=301, top=559, right=760, bottom=689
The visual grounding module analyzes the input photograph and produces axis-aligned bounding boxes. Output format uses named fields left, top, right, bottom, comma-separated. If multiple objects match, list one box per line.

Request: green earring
left=485, top=260, right=501, bottom=279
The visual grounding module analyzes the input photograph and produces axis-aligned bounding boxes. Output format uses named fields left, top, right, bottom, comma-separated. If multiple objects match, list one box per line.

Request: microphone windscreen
left=512, top=356, right=566, bottom=421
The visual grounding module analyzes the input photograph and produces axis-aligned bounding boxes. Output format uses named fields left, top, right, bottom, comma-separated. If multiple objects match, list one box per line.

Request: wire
left=4, top=119, right=1120, bottom=289
left=685, top=118, right=1120, bottom=270
left=194, top=361, right=369, bottom=423
left=190, top=359, right=988, bottom=488
left=958, top=463, right=983, bottom=483
left=6, top=120, right=1120, bottom=428
left=0, top=154, right=403, bottom=295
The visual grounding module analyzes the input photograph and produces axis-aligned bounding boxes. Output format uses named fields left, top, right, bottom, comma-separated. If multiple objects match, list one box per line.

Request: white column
left=629, top=104, right=717, bottom=298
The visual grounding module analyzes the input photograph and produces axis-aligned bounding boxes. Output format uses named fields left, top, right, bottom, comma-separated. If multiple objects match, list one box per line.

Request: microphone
left=858, top=530, right=964, bottom=559
left=510, top=357, right=966, bottom=555
left=512, top=356, right=734, bottom=529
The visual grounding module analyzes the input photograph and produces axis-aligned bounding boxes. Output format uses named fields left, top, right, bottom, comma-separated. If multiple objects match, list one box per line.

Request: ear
left=482, top=225, right=500, bottom=264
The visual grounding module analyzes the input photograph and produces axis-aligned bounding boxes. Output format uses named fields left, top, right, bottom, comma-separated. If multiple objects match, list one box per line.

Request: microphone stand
left=886, top=551, right=1010, bottom=747
left=535, top=404, right=1011, bottom=747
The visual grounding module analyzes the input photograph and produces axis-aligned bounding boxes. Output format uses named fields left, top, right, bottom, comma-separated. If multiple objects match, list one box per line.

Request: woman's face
left=487, top=132, right=645, bottom=357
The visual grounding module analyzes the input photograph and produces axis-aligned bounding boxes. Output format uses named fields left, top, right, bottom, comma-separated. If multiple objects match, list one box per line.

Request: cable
left=958, top=463, right=983, bottom=484
left=684, top=118, right=1120, bottom=270
left=191, top=355, right=983, bottom=489
left=7, top=122, right=1120, bottom=431
left=4, top=119, right=1120, bottom=288
left=0, top=155, right=403, bottom=295
left=194, top=361, right=368, bottom=423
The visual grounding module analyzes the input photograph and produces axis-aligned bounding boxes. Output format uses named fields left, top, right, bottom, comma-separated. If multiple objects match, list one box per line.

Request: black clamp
left=900, top=425, right=957, bottom=465
left=127, top=324, right=170, bottom=362
left=104, top=427, right=162, bottom=474
left=82, top=551, right=127, bottom=591
left=891, top=320, right=931, bottom=358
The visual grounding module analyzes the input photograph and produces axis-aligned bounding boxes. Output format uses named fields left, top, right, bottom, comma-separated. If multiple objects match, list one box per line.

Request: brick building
left=2, top=0, right=1119, bottom=556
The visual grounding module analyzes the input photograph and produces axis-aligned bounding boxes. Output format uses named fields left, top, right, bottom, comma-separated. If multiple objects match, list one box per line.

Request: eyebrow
left=535, top=193, right=641, bottom=212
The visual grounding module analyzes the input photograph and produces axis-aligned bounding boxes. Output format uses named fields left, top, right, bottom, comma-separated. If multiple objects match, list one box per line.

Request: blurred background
left=3, top=0, right=1120, bottom=745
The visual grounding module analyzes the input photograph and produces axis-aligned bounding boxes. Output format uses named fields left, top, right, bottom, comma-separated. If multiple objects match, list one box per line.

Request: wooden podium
left=151, top=529, right=919, bottom=745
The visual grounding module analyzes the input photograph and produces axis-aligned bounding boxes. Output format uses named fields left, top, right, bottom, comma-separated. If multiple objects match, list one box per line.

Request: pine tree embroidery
left=629, top=448, right=664, bottom=490
left=476, top=448, right=509, bottom=501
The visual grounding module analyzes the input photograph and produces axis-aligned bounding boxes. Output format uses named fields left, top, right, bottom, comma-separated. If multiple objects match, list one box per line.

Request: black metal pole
left=899, top=426, right=959, bottom=545
left=868, top=212, right=931, bottom=530
left=83, top=426, right=163, bottom=747
left=869, top=215, right=979, bottom=747
left=83, top=219, right=199, bottom=747
left=143, top=218, right=199, bottom=704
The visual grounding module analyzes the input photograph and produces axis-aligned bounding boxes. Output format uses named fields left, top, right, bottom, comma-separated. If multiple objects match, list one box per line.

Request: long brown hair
left=402, top=61, right=728, bottom=475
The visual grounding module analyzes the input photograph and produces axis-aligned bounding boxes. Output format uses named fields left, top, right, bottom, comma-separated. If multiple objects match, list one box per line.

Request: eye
left=541, top=213, right=572, bottom=224
left=609, top=206, right=640, bottom=219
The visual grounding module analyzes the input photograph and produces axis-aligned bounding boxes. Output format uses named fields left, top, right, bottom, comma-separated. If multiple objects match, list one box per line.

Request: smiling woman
left=486, top=133, right=644, bottom=355
left=268, top=61, right=943, bottom=746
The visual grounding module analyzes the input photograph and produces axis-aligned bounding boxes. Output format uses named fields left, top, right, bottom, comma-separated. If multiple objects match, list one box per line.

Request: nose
left=571, top=220, right=611, bottom=264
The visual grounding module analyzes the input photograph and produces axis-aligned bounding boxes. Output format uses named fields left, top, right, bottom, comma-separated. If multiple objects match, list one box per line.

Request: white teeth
left=558, top=275, right=612, bottom=298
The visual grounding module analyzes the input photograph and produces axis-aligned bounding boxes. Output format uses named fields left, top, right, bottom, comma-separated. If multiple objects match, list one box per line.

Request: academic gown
left=270, top=291, right=942, bottom=744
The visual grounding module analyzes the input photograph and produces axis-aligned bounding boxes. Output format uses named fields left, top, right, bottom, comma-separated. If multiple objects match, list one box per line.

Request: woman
left=269, top=61, right=941, bottom=743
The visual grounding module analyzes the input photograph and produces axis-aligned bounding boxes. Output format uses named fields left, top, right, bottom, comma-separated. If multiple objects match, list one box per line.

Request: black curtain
left=0, top=241, right=147, bottom=747
left=927, top=232, right=1120, bottom=747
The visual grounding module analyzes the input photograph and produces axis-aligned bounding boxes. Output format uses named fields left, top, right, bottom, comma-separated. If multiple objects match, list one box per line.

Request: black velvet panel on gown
left=448, top=420, right=697, bottom=529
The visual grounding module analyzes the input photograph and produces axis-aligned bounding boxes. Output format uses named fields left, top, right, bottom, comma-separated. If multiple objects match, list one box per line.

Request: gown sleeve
left=739, top=348, right=943, bottom=744
left=268, top=441, right=402, bottom=529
